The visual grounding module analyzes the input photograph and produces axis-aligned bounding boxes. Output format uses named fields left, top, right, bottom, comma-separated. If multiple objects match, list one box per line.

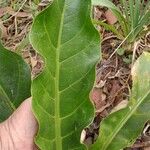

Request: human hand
left=0, top=98, right=38, bottom=150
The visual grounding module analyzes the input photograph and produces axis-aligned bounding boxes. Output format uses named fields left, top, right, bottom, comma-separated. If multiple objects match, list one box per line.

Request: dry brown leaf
left=6, top=7, right=31, bottom=18
left=0, top=22, right=7, bottom=38
left=31, top=57, right=38, bottom=68
left=111, top=100, right=128, bottom=113
left=91, top=88, right=107, bottom=110
left=15, top=12, right=31, bottom=18
left=105, top=9, right=117, bottom=25
left=95, top=80, right=106, bottom=88
left=38, top=0, right=51, bottom=7
left=0, top=8, right=4, bottom=17
left=94, top=7, right=103, bottom=20
left=0, top=7, right=14, bottom=17
left=0, top=7, right=9, bottom=17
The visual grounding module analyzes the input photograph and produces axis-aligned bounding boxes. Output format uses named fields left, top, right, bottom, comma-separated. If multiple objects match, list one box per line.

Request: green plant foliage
left=0, top=42, right=31, bottom=122
left=92, top=0, right=150, bottom=42
left=92, top=19, right=123, bottom=39
left=92, top=0, right=120, bottom=11
left=90, top=52, right=150, bottom=150
left=30, top=0, right=100, bottom=149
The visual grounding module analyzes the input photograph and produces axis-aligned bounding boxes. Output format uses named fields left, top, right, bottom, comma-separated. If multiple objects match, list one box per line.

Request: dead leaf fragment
left=105, top=10, right=117, bottom=25
left=94, top=7, right=103, bottom=20
left=90, top=88, right=107, bottom=112
left=0, top=23, right=7, bottom=38
left=111, top=100, right=128, bottom=113
left=31, top=57, right=38, bottom=68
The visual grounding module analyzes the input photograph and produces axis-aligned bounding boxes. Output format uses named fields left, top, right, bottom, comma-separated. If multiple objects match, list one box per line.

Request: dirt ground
left=0, top=0, right=150, bottom=149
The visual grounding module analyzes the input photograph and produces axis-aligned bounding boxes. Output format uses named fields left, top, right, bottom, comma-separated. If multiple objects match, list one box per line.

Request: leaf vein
left=61, top=97, right=87, bottom=120
left=39, top=80, right=55, bottom=101
left=37, top=101, right=55, bottom=118
left=102, top=89, right=150, bottom=150
left=60, top=9, right=89, bottom=47
left=59, top=65, right=94, bottom=93
left=60, top=39, right=96, bottom=64
left=61, top=130, right=75, bottom=140
left=44, top=14, right=56, bottom=49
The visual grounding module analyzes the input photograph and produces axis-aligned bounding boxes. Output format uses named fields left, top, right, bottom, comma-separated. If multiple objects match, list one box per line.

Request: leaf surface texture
left=30, top=0, right=100, bottom=149
left=0, top=43, right=31, bottom=122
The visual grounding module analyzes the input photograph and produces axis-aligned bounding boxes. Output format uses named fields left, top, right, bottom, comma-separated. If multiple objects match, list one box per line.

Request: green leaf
left=131, top=10, right=150, bottom=42
left=92, top=0, right=150, bottom=42
left=0, top=43, right=31, bottom=122
left=90, top=52, right=150, bottom=150
left=92, top=19, right=124, bottom=39
left=92, top=0, right=120, bottom=11
left=128, top=0, right=150, bottom=42
left=30, top=0, right=100, bottom=150
left=92, top=0, right=128, bottom=38
left=116, top=48, right=125, bottom=56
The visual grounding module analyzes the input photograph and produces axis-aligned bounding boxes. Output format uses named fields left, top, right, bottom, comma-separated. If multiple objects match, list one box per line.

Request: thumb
left=9, top=98, right=37, bottom=138
left=0, top=98, right=38, bottom=148
left=7, top=97, right=38, bottom=139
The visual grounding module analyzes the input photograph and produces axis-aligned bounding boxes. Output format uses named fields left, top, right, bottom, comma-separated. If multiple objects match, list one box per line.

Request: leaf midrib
left=55, top=1, right=66, bottom=150
left=102, top=89, right=150, bottom=150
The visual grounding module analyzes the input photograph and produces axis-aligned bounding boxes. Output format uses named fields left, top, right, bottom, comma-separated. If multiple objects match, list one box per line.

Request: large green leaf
left=0, top=43, right=31, bottom=122
left=30, top=0, right=100, bottom=150
left=90, top=52, right=150, bottom=150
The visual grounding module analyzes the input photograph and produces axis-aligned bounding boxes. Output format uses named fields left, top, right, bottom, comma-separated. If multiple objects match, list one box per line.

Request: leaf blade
left=0, top=43, right=31, bottom=121
left=30, top=0, right=100, bottom=149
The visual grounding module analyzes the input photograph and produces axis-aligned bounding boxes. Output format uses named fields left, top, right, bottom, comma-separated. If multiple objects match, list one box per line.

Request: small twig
left=14, top=17, right=18, bottom=36
left=102, top=35, right=117, bottom=43
left=114, top=55, right=118, bottom=73
left=108, top=26, right=140, bottom=60
left=108, top=32, right=133, bottom=60
left=0, top=0, right=28, bottom=24
left=132, top=41, right=138, bottom=67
